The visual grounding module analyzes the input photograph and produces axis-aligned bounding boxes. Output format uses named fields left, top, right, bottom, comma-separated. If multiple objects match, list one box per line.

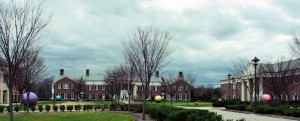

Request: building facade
left=220, top=61, right=300, bottom=102
left=53, top=69, right=192, bottom=101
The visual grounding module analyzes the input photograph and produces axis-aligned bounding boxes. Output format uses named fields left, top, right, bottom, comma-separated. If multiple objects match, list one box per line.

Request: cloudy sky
left=41, top=0, right=300, bottom=86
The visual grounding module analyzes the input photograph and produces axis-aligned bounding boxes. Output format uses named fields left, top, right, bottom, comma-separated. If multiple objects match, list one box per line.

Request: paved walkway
left=178, top=107, right=300, bottom=121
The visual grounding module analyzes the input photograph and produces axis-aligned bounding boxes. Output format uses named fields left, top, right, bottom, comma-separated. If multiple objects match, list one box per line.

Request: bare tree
left=185, top=73, right=196, bottom=106
left=228, top=58, right=254, bottom=102
left=123, top=26, right=171, bottom=120
left=161, top=73, right=177, bottom=106
left=289, top=31, right=300, bottom=58
left=259, top=58, right=300, bottom=102
left=0, top=0, right=50, bottom=120
left=123, top=64, right=136, bottom=112
left=20, top=49, right=46, bottom=113
left=37, top=76, right=54, bottom=99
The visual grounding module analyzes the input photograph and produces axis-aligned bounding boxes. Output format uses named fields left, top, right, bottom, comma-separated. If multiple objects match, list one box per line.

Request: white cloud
left=39, top=0, right=300, bottom=86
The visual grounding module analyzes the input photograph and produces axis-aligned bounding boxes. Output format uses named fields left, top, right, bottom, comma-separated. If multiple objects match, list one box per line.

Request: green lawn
left=37, top=100, right=123, bottom=106
left=1, top=112, right=136, bottom=121
left=147, top=101, right=212, bottom=107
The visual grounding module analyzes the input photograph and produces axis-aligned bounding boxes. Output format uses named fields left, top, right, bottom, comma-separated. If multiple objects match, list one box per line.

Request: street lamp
left=110, top=77, right=114, bottom=106
left=113, top=74, right=117, bottom=110
left=227, top=73, right=231, bottom=106
left=252, top=57, right=260, bottom=113
left=231, top=77, right=235, bottom=99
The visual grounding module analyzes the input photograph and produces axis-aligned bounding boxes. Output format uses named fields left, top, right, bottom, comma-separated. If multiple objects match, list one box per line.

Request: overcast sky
left=42, top=0, right=300, bottom=86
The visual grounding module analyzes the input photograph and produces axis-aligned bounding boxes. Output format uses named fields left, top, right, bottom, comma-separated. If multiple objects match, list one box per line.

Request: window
left=179, top=95, right=182, bottom=100
left=71, top=93, right=74, bottom=99
left=89, top=93, right=93, bottom=99
left=233, top=84, right=236, bottom=89
left=58, top=84, right=61, bottom=89
left=294, top=93, right=298, bottom=101
left=58, top=93, right=61, bottom=96
left=95, top=94, right=98, bottom=99
left=185, top=86, right=189, bottom=91
left=96, top=85, right=99, bottom=90
left=63, top=84, right=69, bottom=89
left=102, top=94, right=105, bottom=99
left=142, top=94, right=144, bottom=99
left=179, top=86, right=183, bottom=91
left=148, top=94, right=151, bottom=99
left=154, top=86, right=157, bottom=91
left=64, top=93, right=67, bottom=99
left=88, top=85, right=92, bottom=90
left=70, top=84, right=74, bottom=89
left=81, top=86, right=84, bottom=89
left=138, top=86, right=143, bottom=90
left=102, top=85, right=105, bottom=90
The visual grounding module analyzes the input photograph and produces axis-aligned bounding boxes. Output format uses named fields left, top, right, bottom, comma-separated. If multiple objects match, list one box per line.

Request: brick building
left=53, top=69, right=192, bottom=101
left=220, top=59, right=300, bottom=101
left=0, top=58, right=21, bottom=104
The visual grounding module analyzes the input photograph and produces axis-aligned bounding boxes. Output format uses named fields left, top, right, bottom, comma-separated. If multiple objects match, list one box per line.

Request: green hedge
left=147, top=106, right=223, bottom=121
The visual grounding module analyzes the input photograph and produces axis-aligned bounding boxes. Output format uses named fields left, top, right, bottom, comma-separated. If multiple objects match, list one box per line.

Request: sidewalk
left=178, top=107, right=300, bottom=121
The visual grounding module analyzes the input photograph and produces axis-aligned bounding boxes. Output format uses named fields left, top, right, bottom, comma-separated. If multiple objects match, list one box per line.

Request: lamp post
left=227, top=73, right=231, bottom=100
left=252, top=57, right=260, bottom=113
left=231, top=77, right=235, bottom=99
left=110, top=77, right=114, bottom=106
left=113, top=74, right=117, bottom=110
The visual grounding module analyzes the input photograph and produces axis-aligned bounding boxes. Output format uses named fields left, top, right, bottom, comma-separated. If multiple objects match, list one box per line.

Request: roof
left=53, top=75, right=82, bottom=83
left=83, top=74, right=105, bottom=81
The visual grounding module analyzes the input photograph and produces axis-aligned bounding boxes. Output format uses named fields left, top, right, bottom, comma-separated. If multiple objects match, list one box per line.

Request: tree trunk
left=9, top=87, right=14, bottom=121
left=27, top=92, right=30, bottom=113
left=128, top=94, right=131, bottom=112
left=142, top=88, right=147, bottom=120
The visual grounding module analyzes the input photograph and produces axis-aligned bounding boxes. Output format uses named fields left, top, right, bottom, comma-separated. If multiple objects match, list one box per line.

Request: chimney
left=60, top=69, right=64, bottom=75
left=155, top=71, right=159, bottom=77
left=179, top=71, right=183, bottom=77
left=86, top=69, right=90, bottom=76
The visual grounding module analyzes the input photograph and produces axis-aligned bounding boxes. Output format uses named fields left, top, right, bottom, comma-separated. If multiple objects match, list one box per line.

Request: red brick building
left=53, top=69, right=192, bottom=101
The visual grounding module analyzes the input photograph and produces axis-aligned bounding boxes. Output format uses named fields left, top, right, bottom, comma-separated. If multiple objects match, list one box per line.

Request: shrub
left=53, top=105, right=58, bottom=112
left=30, top=105, right=36, bottom=112
left=283, top=109, right=300, bottom=117
left=245, top=105, right=252, bottom=112
left=213, top=101, right=226, bottom=107
left=89, top=105, right=93, bottom=110
left=59, top=105, right=65, bottom=112
left=93, top=105, right=98, bottom=111
left=38, top=105, right=43, bottom=112
left=132, top=104, right=143, bottom=113
left=14, top=106, right=20, bottom=112
left=147, top=106, right=223, bottom=121
left=110, top=103, right=116, bottom=110
left=0, top=106, right=5, bottom=113
left=75, top=105, right=81, bottom=111
left=67, top=105, right=73, bottom=112
left=104, top=104, right=109, bottom=110
left=6, top=106, right=10, bottom=112
left=45, top=105, right=51, bottom=112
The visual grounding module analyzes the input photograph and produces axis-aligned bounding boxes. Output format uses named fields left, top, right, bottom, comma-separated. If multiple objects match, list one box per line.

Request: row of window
left=221, top=84, right=241, bottom=90
left=137, top=86, right=189, bottom=91
left=57, top=93, right=110, bottom=100
left=139, top=94, right=189, bottom=100
left=57, top=84, right=106, bottom=90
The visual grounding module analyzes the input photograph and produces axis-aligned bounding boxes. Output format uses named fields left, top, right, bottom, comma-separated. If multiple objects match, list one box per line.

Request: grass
left=146, top=101, right=212, bottom=107
left=36, top=100, right=124, bottom=106
left=1, top=112, right=136, bottom=121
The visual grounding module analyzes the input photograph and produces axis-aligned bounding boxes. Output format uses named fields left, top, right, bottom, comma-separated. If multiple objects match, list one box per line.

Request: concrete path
left=177, top=107, right=300, bottom=121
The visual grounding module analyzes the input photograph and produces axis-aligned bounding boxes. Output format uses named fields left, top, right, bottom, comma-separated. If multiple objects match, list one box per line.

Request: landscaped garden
left=0, top=100, right=221, bottom=121
left=213, top=100, right=300, bottom=117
